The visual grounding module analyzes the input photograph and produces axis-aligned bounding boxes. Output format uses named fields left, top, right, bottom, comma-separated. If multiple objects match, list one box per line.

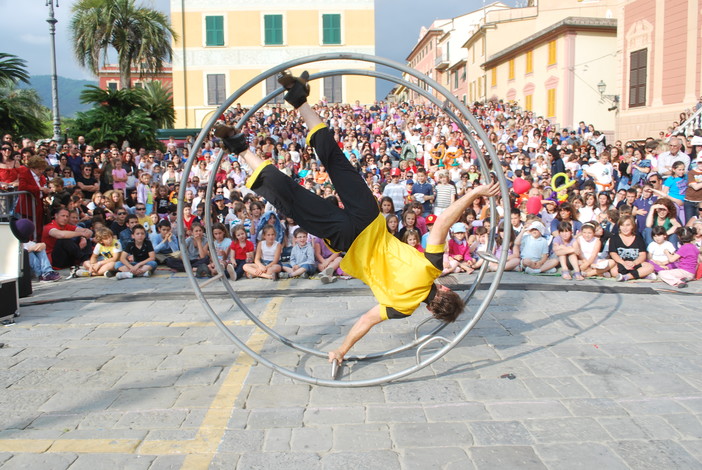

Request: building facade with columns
left=615, top=0, right=702, bottom=142
left=169, top=0, right=375, bottom=128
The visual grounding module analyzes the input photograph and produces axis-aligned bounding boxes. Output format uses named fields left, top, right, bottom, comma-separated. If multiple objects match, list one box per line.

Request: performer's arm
left=328, top=305, right=384, bottom=363
left=427, top=183, right=500, bottom=246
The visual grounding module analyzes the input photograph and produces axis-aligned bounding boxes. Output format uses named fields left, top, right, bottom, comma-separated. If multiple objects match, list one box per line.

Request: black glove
left=213, top=124, right=248, bottom=154
left=277, top=70, right=310, bottom=108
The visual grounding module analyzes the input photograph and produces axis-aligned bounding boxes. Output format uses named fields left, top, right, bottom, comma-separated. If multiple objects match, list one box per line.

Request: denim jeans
left=28, top=250, right=53, bottom=276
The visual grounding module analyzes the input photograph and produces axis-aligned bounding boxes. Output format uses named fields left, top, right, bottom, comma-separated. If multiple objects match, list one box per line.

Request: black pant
left=250, top=127, right=379, bottom=252
left=51, top=238, right=92, bottom=269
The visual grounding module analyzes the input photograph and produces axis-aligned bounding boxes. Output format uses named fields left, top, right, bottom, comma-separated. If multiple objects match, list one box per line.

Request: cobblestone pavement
left=0, top=269, right=701, bottom=469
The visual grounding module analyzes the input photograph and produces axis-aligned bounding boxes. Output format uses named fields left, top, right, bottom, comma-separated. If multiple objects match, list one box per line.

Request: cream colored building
left=170, top=0, right=376, bottom=128
left=465, top=0, right=620, bottom=134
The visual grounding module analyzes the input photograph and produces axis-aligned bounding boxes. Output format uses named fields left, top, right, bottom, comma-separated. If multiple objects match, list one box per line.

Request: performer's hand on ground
left=328, top=350, right=344, bottom=364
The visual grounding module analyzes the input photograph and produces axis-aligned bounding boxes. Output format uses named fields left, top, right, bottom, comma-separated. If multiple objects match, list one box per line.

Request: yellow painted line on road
left=0, top=294, right=285, bottom=463
left=141, top=295, right=284, bottom=467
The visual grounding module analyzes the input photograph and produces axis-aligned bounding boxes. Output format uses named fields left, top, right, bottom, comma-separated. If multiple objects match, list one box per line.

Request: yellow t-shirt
left=93, top=240, right=122, bottom=260
left=340, top=213, right=443, bottom=320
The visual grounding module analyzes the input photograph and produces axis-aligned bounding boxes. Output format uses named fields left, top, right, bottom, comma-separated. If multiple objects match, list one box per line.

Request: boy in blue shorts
left=215, top=70, right=500, bottom=364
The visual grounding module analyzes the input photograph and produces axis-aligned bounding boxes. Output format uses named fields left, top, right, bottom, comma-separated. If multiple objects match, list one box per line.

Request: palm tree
left=0, top=53, right=30, bottom=86
left=137, top=81, right=175, bottom=129
left=0, top=84, right=50, bottom=139
left=70, top=0, right=177, bottom=89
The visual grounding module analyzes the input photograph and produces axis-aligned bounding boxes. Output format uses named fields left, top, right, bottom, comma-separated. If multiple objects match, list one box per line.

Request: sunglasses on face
left=117, top=212, right=127, bottom=215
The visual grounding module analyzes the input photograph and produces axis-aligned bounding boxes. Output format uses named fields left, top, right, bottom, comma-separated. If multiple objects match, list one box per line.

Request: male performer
left=215, top=71, right=499, bottom=364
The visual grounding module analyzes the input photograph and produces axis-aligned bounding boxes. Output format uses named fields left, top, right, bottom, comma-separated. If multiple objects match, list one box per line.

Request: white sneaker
left=116, top=272, right=133, bottom=280
left=645, top=273, right=657, bottom=281
left=226, top=264, right=237, bottom=280
left=142, top=270, right=151, bottom=277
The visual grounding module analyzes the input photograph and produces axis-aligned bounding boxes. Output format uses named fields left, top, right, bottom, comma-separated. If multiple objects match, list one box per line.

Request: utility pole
left=46, top=0, right=62, bottom=143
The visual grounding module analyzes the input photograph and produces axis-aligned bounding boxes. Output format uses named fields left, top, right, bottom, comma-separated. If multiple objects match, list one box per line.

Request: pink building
left=616, top=0, right=702, bottom=141
left=97, top=65, right=173, bottom=91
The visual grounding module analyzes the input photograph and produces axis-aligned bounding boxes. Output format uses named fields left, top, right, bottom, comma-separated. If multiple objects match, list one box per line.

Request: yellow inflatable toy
left=551, top=172, right=576, bottom=202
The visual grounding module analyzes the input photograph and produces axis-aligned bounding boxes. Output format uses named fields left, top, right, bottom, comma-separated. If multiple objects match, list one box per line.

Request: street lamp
left=597, top=80, right=620, bottom=111
left=46, top=0, right=62, bottom=143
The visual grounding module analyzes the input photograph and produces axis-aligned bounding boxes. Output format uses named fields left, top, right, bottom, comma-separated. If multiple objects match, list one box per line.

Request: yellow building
left=464, top=0, right=620, bottom=134
left=170, top=0, right=376, bottom=128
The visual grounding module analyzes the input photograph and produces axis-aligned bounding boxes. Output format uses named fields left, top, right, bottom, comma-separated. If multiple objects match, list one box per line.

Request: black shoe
left=277, top=70, right=310, bottom=108
left=213, top=124, right=248, bottom=154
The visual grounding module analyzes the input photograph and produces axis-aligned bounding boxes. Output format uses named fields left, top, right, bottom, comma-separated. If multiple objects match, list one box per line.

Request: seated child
left=443, top=222, right=474, bottom=275
left=519, top=220, right=559, bottom=274
left=116, top=224, right=157, bottom=279
left=314, top=235, right=342, bottom=284
left=76, top=227, right=121, bottom=277
left=653, top=227, right=699, bottom=287
left=647, top=226, right=675, bottom=272
left=576, top=222, right=611, bottom=277
left=24, top=240, right=61, bottom=282
left=207, top=223, right=232, bottom=276
left=243, top=225, right=282, bottom=280
left=280, top=227, right=316, bottom=278
left=552, top=221, right=583, bottom=280
left=470, top=226, right=489, bottom=269
left=118, top=214, right=138, bottom=247
left=489, top=225, right=521, bottom=272
left=227, top=224, right=254, bottom=281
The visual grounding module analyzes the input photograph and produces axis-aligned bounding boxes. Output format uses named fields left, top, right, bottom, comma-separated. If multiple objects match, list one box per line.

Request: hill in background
left=20, top=75, right=97, bottom=118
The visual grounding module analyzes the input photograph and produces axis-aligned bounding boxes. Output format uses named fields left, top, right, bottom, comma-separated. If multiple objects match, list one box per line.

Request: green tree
left=0, top=53, right=31, bottom=86
left=0, top=54, right=50, bottom=139
left=70, top=0, right=177, bottom=89
left=71, top=85, right=159, bottom=149
left=137, top=81, right=175, bottom=129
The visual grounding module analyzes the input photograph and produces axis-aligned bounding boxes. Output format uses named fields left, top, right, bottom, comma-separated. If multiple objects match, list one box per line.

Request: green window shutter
left=264, top=15, right=283, bottom=45
left=322, top=14, right=341, bottom=44
left=206, top=16, right=224, bottom=46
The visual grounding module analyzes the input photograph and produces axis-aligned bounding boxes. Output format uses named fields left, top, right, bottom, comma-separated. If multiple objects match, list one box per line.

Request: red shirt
left=230, top=239, right=254, bottom=260
left=43, top=220, right=77, bottom=262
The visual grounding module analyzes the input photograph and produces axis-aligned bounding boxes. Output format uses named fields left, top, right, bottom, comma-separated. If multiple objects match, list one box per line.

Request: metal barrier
left=0, top=190, right=38, bottom=240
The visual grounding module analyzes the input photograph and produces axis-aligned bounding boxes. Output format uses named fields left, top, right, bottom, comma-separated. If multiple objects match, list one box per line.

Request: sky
left=0, top=0, right=519, bottom=95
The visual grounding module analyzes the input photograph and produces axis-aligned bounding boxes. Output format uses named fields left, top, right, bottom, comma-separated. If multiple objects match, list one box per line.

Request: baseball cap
left=525, top=221, right=545, bottom=236
left=426, top=214, right=437, bottom=225
left=450, top=222, right=467, bottom=233
left=390, top=168, right=401, bottom=176
left=214, top=194, right=225, bottom=201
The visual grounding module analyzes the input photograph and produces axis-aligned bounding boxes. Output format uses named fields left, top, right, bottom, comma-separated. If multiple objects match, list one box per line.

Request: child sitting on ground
left=519, top=220, right=559, bottom=274
left=552, top=221, right=584, bottom=280
left=208, top=223, right=232, bottom=277
left=116, top=224, right=157, bottom=279
left=77, top=227, right=121, bottom=277
left=654, top=227, right=699, bottom=288
left=444, top=222, right=474, bottom=275
left=243, top=225, right=282, bottom=280
left=420, top=214, right=437, bottom=250
left=227, top=224, right=254, bottom=281
left=576, top=222, right=610, bottom=277
left=647, top=226, right=675, bottom=272
left=280, top=227, right=316, bottom=279
left=489, top=225, right=521, bottom=272
left=470, top=226, right=489, bottom=269
left=314, top=235, right=343, bottom=284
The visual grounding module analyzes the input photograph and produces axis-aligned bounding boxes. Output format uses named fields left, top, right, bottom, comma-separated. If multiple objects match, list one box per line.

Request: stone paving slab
left=0, top=272, right=699, bottom=468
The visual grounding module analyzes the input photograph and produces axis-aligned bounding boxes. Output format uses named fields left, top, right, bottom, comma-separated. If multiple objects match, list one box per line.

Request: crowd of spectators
left=1, top=96, right=701, bottom=288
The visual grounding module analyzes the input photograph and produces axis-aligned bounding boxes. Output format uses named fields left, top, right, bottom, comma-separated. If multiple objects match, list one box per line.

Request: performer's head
left=427, top=285, right=465, bottom=323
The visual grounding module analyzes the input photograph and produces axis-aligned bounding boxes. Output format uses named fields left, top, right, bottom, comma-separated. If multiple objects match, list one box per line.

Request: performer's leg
left=240, top=149, right=356, bottom=250
left=297, top=103, right=379, bottom=230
